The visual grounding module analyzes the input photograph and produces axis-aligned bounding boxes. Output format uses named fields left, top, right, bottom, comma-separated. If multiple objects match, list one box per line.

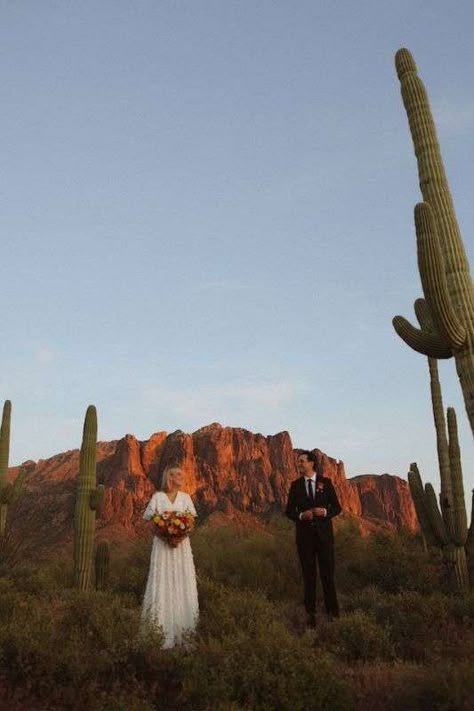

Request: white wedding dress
left=141, top=490, right=199, bottom=648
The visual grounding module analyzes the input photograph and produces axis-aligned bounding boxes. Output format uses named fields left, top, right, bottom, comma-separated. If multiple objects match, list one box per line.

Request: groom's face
left=297, top=454, right=315, bottom=477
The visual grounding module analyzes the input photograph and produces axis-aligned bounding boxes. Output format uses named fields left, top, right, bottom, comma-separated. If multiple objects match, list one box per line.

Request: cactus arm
left=446, top=408, right=468, bottom=546
left=90, top=485, right=105, bottom=511
left=415, top=203, right=466, bottom=349
left=425, top=359, right=456, bottom=539
left=414, top=297, right=433, bottom=330
left=407, top=464, right=438, bottom=547
left=392, top=315, right=452, bottom=358
left=424, top=483, right=450, bottom=546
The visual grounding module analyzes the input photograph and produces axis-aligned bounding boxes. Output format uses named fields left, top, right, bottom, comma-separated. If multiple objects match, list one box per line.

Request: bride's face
left=168, top=468, right=183, bottom=488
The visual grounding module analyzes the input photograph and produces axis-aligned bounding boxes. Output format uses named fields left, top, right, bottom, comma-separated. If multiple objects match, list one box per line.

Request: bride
left=141, top=465, right=199, bottom=648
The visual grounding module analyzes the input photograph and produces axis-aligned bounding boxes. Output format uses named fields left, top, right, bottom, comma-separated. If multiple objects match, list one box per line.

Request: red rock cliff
left=8, top=423, right=417, bottom=545
left=349, top=473, right=418, bottom=533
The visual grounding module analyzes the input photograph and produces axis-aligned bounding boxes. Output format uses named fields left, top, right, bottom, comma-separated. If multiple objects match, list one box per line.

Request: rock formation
left=7, top=423, right=417, bottom=549
left=350, top=473, right=419, bottom=532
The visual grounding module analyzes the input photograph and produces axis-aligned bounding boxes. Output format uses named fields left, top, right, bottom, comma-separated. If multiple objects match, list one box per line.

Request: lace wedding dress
left=141, top=490, right=199, bottom=648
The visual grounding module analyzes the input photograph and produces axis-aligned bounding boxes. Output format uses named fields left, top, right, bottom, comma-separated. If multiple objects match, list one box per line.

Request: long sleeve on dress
left=143, top=493, right=158, bottom=521
left=186, top=493, right=197, bottom=517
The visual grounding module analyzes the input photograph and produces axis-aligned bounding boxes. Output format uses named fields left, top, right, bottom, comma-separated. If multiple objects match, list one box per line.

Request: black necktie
left=307, top=478, right=314, bottom=503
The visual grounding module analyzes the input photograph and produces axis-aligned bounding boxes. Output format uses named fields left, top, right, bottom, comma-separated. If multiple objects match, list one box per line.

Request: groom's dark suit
left=286, top=474, right=341, bottom=617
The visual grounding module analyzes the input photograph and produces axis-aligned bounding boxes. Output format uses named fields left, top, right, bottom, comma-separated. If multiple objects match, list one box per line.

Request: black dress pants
left=297, top=530, right=339, bottom=616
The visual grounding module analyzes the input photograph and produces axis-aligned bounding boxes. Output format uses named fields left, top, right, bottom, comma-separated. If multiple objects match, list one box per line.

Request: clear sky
left=2, top=2, right=473, bottom=503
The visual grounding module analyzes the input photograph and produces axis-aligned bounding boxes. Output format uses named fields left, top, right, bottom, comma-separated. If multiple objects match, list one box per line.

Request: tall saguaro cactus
left=0, top=401, right=26, bottom=536
left=392, top=49, right=474, bottom=435
left=74, top=405, right=104, bottom=590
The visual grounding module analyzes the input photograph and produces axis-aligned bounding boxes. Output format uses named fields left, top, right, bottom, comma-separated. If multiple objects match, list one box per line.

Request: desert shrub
left=336, top=529, right=444, bottom=595
left=0, top=531, right=32, bottom=577
left=184, top=576, right=352, bottom=710
left=191, top=521, right=300, bottom=602
left=448, top=589, right=474, bottom=622
left=389, top=660, right=474, bottom=711
left=0, top=577, right=17, bottom=623
left=319, top=610, right=394, bottom=662
left=1, top=522, right=472, bottom=708
left=0, top=588, right=159, bottom=709
left=7, top=556, right=73, bottom=597
left=342, top=584, right=386, bottom=614
left=108, top=539, right=150, bottom=601
left=350, top=589, right=450, bottom=661
left=0, top=572, right=353, bottom=710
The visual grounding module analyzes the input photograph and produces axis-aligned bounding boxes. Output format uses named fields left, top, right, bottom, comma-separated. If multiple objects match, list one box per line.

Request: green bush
left=192, top=520, right=301, bottom=603
left=0, top=588, right=158, bottom=708
left=449, top=590, right=474, bottom=622
left=0, top=521, right=471, bottom=709
left=389, top=660, right=474, bottom=710
left=107, top=538, right=150, bottom=601
left=336, top=529, right=444, bottom=595
left=185, top=576, right=352, bottom=710
left=346, top=588, right=451, bottom=661
left=319, top=610, right=394, bottom=662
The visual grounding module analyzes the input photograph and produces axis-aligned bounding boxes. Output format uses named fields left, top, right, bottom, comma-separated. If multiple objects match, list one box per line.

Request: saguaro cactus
left=0, top=401, right=26, bottom=535
left=392, top=49, right=474, bottom=435
left=74, top=405, right=104, bottom=590
left=95, top=540, right=110, bottom=591
left=0, top=400, right=12, bottom=535
left=408, top=404, right=473, bottom=591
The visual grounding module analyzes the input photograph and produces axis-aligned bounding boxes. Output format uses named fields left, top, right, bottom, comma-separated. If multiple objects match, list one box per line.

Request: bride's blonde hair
left=160, top=465, right=182, bottom=492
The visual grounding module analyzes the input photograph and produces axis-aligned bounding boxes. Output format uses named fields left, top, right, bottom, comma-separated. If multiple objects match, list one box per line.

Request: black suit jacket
left=285, top=475, right=341, bottom=546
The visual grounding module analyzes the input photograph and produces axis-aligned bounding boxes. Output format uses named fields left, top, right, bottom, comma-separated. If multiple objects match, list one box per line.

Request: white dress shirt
left=299, top=474, right=327, bottom=520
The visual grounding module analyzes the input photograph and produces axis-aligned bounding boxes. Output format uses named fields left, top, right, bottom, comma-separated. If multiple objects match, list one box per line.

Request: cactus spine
left=74, top=405, right=104, bottom=590
left=0, top=401, right=26, bottom=535
left=391, top=49, right=474, bottom=435
left=95, top=540, right=110, bottom=591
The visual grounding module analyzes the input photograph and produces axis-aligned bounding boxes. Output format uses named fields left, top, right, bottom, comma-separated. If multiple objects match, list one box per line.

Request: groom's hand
left=300, top=510, right=313, bottom=521
left=312, top=507, right=327, bottom=517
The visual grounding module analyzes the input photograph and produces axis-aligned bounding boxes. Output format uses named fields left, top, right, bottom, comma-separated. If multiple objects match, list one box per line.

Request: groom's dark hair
left=299, top=450, right=318, bottom=471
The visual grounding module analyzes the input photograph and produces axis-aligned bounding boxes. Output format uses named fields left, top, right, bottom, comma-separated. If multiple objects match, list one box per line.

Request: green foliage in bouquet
left=73, top=405, right=104, bottom=590
left=391, top=48, right=474, bottom=436
left=95, top=540, right=110, bottom=591
left=0, top=400, right=26, bottom=536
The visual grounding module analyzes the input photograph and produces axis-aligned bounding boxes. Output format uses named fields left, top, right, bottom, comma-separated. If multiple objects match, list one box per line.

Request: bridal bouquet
left=153, top=509, right=195, bottom=547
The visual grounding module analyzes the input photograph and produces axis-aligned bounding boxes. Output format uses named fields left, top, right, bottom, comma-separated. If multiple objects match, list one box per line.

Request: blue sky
left=2, top=2, right=473, bottom=503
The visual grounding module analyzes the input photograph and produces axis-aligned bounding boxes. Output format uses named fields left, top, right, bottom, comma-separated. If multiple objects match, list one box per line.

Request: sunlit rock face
left=8, top=423, right=417, bottom=549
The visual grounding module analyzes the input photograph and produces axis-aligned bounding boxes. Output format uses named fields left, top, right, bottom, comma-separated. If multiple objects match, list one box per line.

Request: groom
left=286, top=450, right=341, bottom=626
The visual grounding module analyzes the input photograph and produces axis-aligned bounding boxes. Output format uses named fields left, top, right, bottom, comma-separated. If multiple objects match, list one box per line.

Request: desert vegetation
left=0, top=517, right=472, bottom=710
